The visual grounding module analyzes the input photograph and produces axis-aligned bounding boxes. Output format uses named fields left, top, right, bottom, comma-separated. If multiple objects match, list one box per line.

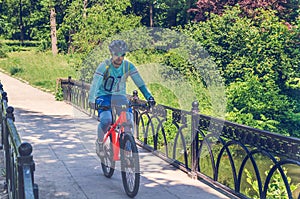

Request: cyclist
left=88, top=40, right=155, bottom=157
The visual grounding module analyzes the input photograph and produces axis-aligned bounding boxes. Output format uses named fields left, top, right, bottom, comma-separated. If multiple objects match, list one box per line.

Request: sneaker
left=96, top=140, right=105, bottom=158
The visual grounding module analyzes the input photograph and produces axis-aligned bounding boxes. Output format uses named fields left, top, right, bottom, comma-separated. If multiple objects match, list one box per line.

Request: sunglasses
left=114, top=52, right=126, bottom=57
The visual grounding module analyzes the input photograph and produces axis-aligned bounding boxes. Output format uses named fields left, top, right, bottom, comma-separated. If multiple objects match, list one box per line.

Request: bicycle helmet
left=109, top=40, right=128, bottom=56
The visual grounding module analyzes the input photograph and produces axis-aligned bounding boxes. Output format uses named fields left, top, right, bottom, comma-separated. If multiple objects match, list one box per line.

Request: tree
left=130, top=0, right=157, bottom=27
left=0, top=0, right=26, bottom=40
left=61, top=0, right=142, bottom=54
left=57, top=0, right=86, bottom=53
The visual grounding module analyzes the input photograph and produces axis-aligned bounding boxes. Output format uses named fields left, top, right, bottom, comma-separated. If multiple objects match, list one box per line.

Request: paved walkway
left=0, top=72, right=233, bottom=199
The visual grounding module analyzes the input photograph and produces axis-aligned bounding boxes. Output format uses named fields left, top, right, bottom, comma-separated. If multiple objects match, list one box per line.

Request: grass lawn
left=0, top=50, right=79, bottom=94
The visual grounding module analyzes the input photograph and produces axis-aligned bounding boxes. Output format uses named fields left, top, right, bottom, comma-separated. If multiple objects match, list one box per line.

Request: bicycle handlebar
left=97, top=101, right=151, bottom=111
left=130, top=90, right=155, bottom=110
left=94, top=90, right=155, bottom=111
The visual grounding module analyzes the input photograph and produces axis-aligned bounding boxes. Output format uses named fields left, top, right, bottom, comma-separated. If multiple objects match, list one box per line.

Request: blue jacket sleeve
left=88, top=63, right=105, bottom=103
left=128, top=62, right=152, bottom=100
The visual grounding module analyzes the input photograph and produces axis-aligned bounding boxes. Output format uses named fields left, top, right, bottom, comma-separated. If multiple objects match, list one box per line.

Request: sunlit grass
left=0, top=50, right=80, bottom=93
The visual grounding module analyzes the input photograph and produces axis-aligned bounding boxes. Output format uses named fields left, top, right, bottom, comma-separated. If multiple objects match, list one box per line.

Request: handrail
left=0, top=83, right=39, bottom=199
left=58, top=77, right=300, bottom=199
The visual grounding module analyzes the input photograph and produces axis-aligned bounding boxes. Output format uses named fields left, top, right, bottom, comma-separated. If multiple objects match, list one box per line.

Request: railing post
left=7, top=106, right=19, bottom=199
left=132, top=90, right=139, bottom=138
left=67, top=76, right=72, bottom=102
left=0, top=83, right=4, bottom=149
left=18, top=142, right=37, bottom=199
left=3, top=95, right=10, bottom=192
left=191, top=101, right=199, bottom=179
left=81, top=79, right=85, bottom=109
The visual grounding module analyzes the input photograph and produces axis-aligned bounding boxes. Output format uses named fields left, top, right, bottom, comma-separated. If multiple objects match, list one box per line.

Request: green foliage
left=148, top=82, right=180, bottom=108
left=183, top=6, right=300, bottom=87
left=55, top=84, right=64, bottom=101
left=57, top=0, right=84, bottom=53
left=226, top=74, right=292, bottom=134
left=244, top=167, right=299, bottom=199
left=162, top=49, right=211, bottom=112
left=9, top=66, right=23, bottom=75
left=131, top=0, right=196, bottom=27
left=38, top=40, right=51, bottom=52
left=0, top=42, right=8, bottom=58
left=27, top=0, right=51, bottom=41
left=181, top=6, right=300, bottom=137
left=0, top=50, right=6, bottom=58
left=61, top=0, right=142, bottom=54
left=1, top=40, right=41, bottom=52
left=127, top=49, right=164, bottom=65
left=142, top=118, right=178, bottom=149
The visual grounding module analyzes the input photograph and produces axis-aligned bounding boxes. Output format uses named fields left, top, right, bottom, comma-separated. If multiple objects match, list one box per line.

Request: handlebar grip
left=148, top=96, right=156, bottom=107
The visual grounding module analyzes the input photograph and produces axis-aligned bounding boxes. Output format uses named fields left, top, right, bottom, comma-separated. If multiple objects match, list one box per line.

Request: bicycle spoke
left=100, top=136, right=115, bottom=178
left=121, top=134, right=140, bottom=198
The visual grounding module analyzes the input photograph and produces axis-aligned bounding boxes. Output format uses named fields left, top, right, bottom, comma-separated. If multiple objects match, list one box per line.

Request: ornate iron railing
left=0, top=83, right=39, bottom=199
left=58, top=77, right=300, bottom=199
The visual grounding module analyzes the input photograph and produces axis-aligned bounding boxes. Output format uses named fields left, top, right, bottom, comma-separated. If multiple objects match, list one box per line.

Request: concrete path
left=0, top=72, right=232, bottom=199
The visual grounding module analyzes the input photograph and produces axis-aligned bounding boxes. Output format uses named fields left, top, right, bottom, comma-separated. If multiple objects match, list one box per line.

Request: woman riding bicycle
left=88, top=40, right=155, bottom=155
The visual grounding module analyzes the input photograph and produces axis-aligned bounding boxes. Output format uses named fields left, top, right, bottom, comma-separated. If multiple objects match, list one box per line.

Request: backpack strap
left=103, top=59, right=111, bottom=80
left=123, top=60, right=130, bottom=79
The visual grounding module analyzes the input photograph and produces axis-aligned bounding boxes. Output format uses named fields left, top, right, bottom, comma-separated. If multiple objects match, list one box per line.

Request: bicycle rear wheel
left=101, top=135, right=115, bottom=178
left=120, top=133, right=140, bottom=198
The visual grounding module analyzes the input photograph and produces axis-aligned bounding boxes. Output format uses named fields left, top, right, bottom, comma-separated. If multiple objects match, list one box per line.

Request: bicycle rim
left=121, top=134, right=140, bottom=198
left=101, top=137, right=115, bottom=178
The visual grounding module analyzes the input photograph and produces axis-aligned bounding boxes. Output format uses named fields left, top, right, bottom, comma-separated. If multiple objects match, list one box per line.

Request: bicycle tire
left=101, top=135, right=115, bottom=178
left=120, top=133, right=140, bottom=198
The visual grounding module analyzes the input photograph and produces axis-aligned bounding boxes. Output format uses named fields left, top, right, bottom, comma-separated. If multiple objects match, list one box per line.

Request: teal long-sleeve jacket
left=88, top=59, right=152, bottom=103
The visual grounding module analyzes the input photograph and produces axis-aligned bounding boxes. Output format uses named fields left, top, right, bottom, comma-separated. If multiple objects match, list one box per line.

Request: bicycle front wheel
left=101, top=135, right=115, bottom=178
left=120, top=133, right=140, bottom=198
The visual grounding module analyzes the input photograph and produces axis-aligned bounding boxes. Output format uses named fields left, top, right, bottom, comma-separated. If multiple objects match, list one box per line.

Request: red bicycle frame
left=102, top=110, right=128, bottom=161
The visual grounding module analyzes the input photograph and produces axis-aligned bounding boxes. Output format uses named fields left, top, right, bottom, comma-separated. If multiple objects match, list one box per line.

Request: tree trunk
left=19, top=0, right=24, bottom=44
left=186, top=0, right=191, bottom=23
left=83, top=0, right=88, bottom=19
left=167, top=10, right=177, bottom=27
left=149, top=2, right=154, bottom=27
left=50, top=8, right=58, bottom=55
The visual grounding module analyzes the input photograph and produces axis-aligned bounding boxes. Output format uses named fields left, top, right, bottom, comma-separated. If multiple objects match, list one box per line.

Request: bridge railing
left=58, top=77, right=300, bottom=199
left=0, top=83, right=39, bottom=199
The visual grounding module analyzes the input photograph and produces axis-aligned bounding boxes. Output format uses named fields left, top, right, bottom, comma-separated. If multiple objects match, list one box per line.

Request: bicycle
left=95, top=90, right=154, bottom=198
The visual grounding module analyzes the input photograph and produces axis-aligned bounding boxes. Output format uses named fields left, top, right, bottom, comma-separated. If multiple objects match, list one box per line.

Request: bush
left=0, top=49, right=7, bottom=58
left=9, top=66, right=23, bottom=75
left=55, top=85, right=64, bottom=101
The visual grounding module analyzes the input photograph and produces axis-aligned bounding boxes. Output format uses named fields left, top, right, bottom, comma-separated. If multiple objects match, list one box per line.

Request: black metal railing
left=0, top=83, right=39, bottom=199
left=58, top=77, right=300, bottom=199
